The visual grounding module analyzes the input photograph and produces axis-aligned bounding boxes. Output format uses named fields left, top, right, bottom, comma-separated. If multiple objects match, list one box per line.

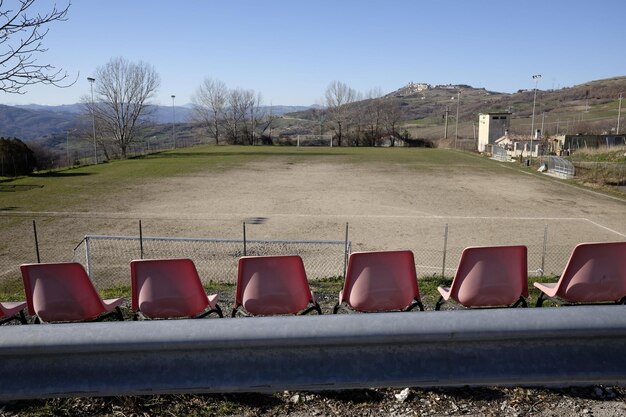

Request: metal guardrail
left=2, top=306, right=626, bottom=400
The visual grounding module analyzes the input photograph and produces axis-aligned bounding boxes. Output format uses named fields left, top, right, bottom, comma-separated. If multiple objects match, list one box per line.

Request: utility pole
left=444, top=106, right=449, bottom=139
left=617, top=93, right=623, bottom=135
left=87, top=77, right=97, bottom=164
left=171, top=95, right=176, bottom=149
left=541, top=112, right=545, bottom=137
left=556, top=118, right=560, bottom=135
left=530, top=74, right=541, bottom=164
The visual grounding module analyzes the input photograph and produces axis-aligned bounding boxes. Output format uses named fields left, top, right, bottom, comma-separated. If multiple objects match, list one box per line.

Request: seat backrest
left=450, top=245, right=528, bottom=307
left=342, top=250, right=420, bottom=312
left=20, top=262, right=107, bottom=322
left=130, top=258, right=209, bottom=318
left=236, top=255, right=313, bottom=315
left=555, top=242, right=626, bottom=303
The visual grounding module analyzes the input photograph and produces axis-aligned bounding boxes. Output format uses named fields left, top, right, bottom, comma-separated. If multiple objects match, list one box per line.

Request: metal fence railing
left=0, top=217, right=618, bottom=292
left=491, top=145, right=509, bottom=162
left=541, top=155, right=575, bottom=179
left=67, top=235, right=575, bottom=291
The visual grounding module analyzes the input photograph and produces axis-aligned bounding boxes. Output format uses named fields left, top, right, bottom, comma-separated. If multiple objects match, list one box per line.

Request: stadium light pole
left=171, top=95, right=176, bottom=149
left=87, top=77, right=97, bottom=164
left=454, top=91, right=461, bottom=149
left=65, top=128, right=76, bottom=167
left=530, top=74, right=541, bottom=165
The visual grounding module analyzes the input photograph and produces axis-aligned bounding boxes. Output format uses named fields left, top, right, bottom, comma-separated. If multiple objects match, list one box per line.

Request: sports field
left=1, top=146, right=625, bottom=288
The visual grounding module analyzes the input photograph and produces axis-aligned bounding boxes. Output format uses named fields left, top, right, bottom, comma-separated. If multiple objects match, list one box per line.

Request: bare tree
left=223, top=88, right=261, bottom=145
left=224, top=88, right=246, bottom=144
left=0, top=0, right=74, bottom=94
left=325, top=80, right=357, bottom=146
left=83, top=57, right=160, bottom=158
left=257, top=103, right=277, bottom=143
left=191, top=77, right=227, bottom=144
left=247, top=91, right=264, bottom=145
left=364, top=88, right=384, bottom=146
left=347, top=91, right=365, bottom=146
left=382, top=98, right=402, bottom=147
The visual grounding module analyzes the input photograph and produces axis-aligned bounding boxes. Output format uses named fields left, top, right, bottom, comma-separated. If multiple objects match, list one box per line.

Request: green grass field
left=0, top=146, right=619, bottom=304
left=0, top=145, right=505, bottom=211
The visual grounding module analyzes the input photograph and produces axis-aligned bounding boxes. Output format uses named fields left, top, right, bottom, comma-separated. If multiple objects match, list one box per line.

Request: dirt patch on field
left=126, top=157, right=625, bottom=245
left=1, top=154, right=625, bottom=284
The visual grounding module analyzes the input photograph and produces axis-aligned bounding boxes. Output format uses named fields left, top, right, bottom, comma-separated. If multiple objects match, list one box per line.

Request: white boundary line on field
left=502, top=163, right=626, bottom=204
left=583, top=219, right=626, bottom=238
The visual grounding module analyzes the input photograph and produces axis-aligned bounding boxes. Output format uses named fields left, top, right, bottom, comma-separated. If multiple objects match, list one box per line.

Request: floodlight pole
left=171, top=95, right=176, bottom=149
left=530, top=74, right=541, bottom=165
left=66, top=129, right=76, bottom=167
left=66, top=130, right=70, bottom=167
left=87, top=77, right=97, bottom=164
left=454, top=91, right=461, bottom=148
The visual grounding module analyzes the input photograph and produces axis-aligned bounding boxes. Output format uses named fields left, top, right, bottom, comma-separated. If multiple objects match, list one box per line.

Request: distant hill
left=2, top=76, right=625, bottom=144
left=0, top=104, right=82, bottom=140
left=287, top=76, right=626, bottom=140
left=0, top=103, right=314, bottom=141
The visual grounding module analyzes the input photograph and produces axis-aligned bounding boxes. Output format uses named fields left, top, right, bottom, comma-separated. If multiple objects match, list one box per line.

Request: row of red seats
left=2, top=242, right=625, bottom=324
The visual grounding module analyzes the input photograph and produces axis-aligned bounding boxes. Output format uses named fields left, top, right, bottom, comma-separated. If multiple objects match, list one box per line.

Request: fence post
left=32, top=220, right=41, bottom=263
left=442, top=223, right=448, bottom=277
left=85, top=237, right=92, bottom=277
left=343, top=223, right=349, bottom=279
left=243, top=222, right=247, bottom=256
left=541, top=224, right=548, bottom=275
left=139, top=220, right=144, bottom=260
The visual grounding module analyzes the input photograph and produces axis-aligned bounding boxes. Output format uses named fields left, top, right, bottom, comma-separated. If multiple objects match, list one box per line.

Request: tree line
left=0, top=137, right=36, bottom=177
left=192, top=79, right=409, bottom=148
left=1, top=1, right=414, bottom=161
left=322, top=81, right=407, bottom=147
left=192, top=78, right=274, bottom=145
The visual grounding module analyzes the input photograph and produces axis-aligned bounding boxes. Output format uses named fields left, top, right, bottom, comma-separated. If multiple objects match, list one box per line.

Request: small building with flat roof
left=478, top=112, right=511, bottom=152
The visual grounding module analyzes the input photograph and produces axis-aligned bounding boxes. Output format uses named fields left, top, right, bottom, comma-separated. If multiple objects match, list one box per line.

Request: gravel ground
left=2, top=386, right=626, bottom=416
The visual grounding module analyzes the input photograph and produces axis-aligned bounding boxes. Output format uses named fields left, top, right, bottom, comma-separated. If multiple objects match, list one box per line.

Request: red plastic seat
left=436, top=245, right=529, bottom=309
left=0, top=300, right=28, bottom=325
left=20, top=262, right=124, bottom=323
left=130, top=258, right=222, bottom=319
left=334, top=250, right=423, bottom=313
left=534, top=242, right=626, bottom=307
left=233, top=255, right=321, bottom=316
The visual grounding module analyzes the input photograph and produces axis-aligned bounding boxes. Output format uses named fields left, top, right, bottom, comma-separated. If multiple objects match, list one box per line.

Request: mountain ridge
left=1, top=76, right=625, bottom=142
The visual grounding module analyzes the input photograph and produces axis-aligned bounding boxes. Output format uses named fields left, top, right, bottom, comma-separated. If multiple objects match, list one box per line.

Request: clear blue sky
left=4, top=0, right=626, bottom=106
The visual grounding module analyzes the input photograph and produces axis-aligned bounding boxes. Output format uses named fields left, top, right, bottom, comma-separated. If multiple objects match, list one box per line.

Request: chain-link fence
left=0, top=216, right=618, bottom=293
left=67, top=234, right=575, bottom=292
left=73, top=235, right=351, bottom=290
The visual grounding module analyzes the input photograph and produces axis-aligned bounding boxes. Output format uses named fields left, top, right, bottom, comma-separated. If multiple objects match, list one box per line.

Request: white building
left=478, top=112, right=511, bottom=152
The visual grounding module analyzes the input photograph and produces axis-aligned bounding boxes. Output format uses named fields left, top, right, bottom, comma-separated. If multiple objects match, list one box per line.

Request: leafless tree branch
left=0, top=0, right=76, bottom=94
